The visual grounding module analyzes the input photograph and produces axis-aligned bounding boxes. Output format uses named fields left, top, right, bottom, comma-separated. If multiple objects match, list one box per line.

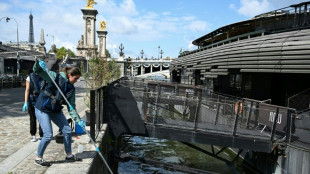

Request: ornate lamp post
left=160, top=49, right=164, bottom=59
left=140, top=49, right=144, bottom=59
left=119, top=43, right=124, bottom=57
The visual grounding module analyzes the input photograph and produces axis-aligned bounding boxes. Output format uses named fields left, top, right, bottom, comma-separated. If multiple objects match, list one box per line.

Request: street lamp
left=16, top=52, right=20, bottom=77
left=46, top=34, right=55, bottom=45
left=1, top=17, right=20, bottom=77
left=1, top=17, right=19, bottom=49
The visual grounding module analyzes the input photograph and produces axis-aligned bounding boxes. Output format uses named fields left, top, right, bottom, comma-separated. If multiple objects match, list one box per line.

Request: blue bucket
left=75, top=120, right=84, bottom=135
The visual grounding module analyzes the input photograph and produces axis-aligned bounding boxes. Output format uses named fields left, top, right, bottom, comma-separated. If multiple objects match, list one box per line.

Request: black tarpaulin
left=103, top=85, right=147, bottom=139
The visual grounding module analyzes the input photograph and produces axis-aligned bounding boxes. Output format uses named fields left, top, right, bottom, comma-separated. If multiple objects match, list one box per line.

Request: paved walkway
left=0, top=80, right=101, bottom=174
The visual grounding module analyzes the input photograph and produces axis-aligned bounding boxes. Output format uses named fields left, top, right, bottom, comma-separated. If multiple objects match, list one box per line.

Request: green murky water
left=118, top=136, right=245, bottom=174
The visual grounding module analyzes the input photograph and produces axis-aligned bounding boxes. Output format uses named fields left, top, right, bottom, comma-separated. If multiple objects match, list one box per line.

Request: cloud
left=60, top=41, right=75, bottom=51
left=187, top=40, right=195, bottom=50
left=102, top=0, right=138, bottom=17
left=106, top=43, right=119, bottom=57
left=109, top=16, right=138, bottom=35
left=0, top=2, right=10, bottom=12
left=229, top=4, right=236, bottom=10
left=185, top=20, right=209, bottom=32
left=162, top=12, right=171, bottom=16
left=119, top=0, right=138, bottom=16
left=231, top=0, right=271, bottom=17
left=182, top=16, right=196, bottom=21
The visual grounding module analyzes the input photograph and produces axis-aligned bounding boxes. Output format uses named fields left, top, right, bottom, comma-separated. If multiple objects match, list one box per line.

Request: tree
left=105, top=49, right=111, bottom=58
left=107, top=59, right=121, bottom=81
left=56, top=47, right=76, bottom=59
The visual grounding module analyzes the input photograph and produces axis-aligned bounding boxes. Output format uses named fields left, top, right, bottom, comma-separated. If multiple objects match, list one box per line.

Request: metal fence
left=88, top=86, right=105, bottom=140
left=254, top=1, right=310, bottom=32
left=287, top=88, right=310, bottom=149
left=115, top=77, right=310, bottom=150
left=88, top=77, right=309, bottom=150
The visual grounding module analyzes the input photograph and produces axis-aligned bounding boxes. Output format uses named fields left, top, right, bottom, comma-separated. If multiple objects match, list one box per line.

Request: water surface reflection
left=118, top=136, right=238, bottom=174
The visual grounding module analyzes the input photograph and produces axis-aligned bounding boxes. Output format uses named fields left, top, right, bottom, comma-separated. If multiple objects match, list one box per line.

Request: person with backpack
left=32, top=59, right=85, bottom=167
left=22, top=72, right=44, bottom=142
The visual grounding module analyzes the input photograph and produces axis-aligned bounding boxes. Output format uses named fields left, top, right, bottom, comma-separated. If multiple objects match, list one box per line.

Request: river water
left=118, top=135, right=245, bottom=174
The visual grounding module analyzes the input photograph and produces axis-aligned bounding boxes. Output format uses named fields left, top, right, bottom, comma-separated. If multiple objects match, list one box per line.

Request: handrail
left=287, top=88, right=310, bottom=104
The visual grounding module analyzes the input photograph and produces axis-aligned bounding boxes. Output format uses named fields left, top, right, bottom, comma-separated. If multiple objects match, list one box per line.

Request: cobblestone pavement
left=0, top=79, right=100, bottom=174
left=0, top=87, right=33, bottom=164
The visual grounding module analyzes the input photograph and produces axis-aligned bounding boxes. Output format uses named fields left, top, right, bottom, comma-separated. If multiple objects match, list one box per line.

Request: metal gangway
left=111, top=77, right=301, bottom=154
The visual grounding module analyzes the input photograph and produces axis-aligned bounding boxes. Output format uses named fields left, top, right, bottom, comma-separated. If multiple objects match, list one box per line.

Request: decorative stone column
left=38, top=29, right=46, bottom=54
left=82, top=9, right=97, bottom=46
left=97, top=30, right=108, bottom=58
left=76, top=8, right=98, bottom=57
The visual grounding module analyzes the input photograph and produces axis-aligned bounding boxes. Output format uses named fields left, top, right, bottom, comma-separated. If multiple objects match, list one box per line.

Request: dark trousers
left=28, top=105, right=43, bottom=137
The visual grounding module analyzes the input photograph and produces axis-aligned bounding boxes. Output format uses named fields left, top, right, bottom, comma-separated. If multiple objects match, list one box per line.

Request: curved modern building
left=170, top=2, right=310, bottom=173
left=171, top=1, right=310, bottom=106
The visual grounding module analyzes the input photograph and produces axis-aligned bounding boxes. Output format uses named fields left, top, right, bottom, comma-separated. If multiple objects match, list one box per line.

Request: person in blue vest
left=22, top=72, right=45, bottom=142
left=32, top=59, right=85, bottom=167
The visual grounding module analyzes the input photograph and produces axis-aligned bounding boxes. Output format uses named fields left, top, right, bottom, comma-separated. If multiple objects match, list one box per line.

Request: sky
left=0, top=0, right=306, bottom=58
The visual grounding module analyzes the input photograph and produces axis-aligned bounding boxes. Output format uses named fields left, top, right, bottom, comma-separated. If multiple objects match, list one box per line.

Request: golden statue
left=99, top=21, right=106, bottom=31
left=85, top=0, right=97, bottom=8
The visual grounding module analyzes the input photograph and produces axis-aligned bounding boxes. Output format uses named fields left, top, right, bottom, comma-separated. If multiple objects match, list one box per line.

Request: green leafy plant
left=81, top=52, right=121, bottom=108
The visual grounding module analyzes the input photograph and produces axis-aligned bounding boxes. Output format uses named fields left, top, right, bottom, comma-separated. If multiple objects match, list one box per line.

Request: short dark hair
left=61, top=67, right=81, bottom=77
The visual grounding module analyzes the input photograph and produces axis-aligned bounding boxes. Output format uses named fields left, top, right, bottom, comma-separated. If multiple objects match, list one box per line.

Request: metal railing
left=287, top=88, right=310, bottom=149
left=90, top=77, right=309, bottom=150
left=89, top=86, right=105, bottom=140
left=287, top=88, right=310, bottom=113
left=117, top=77, right=298, bottom=145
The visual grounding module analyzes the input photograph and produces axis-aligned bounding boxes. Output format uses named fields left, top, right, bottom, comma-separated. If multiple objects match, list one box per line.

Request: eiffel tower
left=28, top=11, right=35, bottom=44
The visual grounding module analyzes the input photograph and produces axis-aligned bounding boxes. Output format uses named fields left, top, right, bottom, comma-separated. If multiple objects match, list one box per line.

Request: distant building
left=0, top=42, right=56, bottom=76
left=3, top=41, right=40, bottom=52
left=0, top=12, right=57, bottom=75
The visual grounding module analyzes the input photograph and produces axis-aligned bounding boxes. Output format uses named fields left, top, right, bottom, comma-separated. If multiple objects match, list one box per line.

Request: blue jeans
left=35, top=107, right=72, bottom=158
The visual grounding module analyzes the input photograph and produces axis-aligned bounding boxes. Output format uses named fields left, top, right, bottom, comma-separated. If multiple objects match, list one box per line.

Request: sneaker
left=31, top=136, right=37, bottom=142
left=35, top=158, right=51, bottom=167
left=65, top=154, right=82, bottom=162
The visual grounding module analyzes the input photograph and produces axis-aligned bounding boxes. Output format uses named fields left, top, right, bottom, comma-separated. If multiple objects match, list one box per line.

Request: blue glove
left=77, top=119, right=85, bottom=130
left=22, top=102, right=28, bottom=112
left=39, top=60, right=47, bottom=70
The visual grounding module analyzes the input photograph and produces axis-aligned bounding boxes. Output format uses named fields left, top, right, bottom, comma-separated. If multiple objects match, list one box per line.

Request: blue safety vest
left=29, top=73, right=46, bottom=106
left=35, top=74, right=75, bottom=113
